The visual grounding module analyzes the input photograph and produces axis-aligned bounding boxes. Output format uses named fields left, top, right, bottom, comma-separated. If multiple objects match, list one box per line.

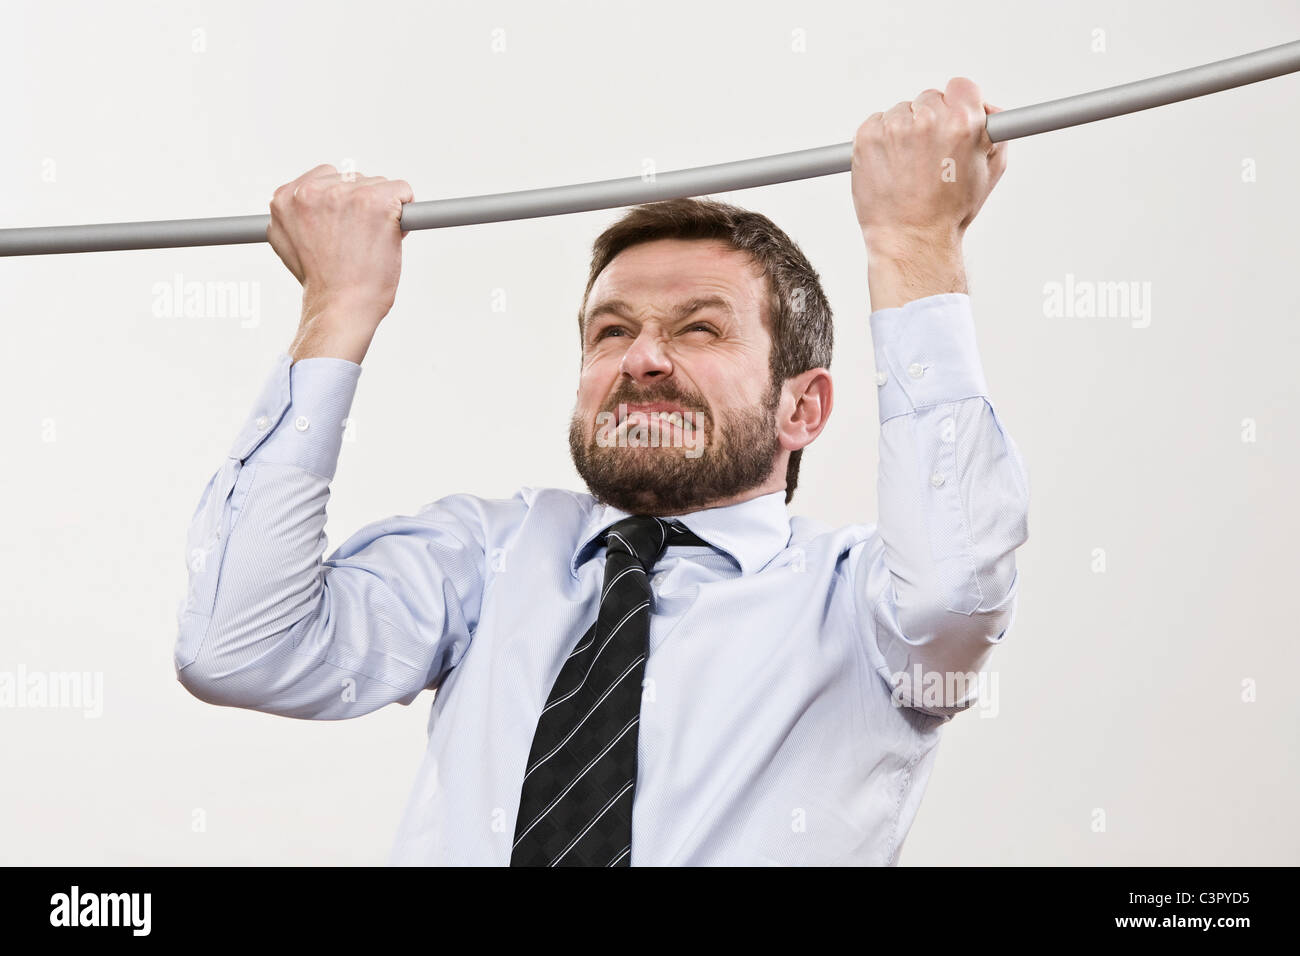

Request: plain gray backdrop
left=1, top=0, right=1297, bottom=864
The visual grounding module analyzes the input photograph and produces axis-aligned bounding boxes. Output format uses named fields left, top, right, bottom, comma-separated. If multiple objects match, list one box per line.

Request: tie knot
left=603, top=515, right=706, bottom=569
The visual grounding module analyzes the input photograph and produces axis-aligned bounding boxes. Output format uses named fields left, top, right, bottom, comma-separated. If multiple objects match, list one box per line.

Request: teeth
left=650, top=410, right=686, bottom=430
left=617, top=408, right=693, bottom=430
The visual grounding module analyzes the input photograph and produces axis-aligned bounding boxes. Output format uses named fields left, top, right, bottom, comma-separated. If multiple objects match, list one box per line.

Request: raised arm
left=848, top=78, right=1030, bottom=718
left=174, top=165, right=486, bottom=719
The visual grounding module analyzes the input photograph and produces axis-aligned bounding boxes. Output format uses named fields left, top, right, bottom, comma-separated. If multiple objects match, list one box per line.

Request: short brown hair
left=577, top=197, right=833, bottom=503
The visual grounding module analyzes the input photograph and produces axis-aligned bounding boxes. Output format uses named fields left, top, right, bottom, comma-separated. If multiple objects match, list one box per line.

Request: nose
left=619, top=327, right=673, bottom=383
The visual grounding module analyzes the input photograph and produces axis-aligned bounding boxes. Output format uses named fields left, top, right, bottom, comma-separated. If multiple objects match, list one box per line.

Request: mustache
left=601, top=382, right=708, bottom=417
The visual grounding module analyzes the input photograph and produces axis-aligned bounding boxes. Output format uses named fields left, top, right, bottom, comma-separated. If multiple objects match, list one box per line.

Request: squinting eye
left=596, top=327, right=626, bottom=340
left=685, top=323, right=715, bottom=334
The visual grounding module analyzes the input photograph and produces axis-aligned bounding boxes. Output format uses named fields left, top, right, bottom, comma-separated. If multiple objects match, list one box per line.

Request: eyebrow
left=584, top=295, right=735, bottom=333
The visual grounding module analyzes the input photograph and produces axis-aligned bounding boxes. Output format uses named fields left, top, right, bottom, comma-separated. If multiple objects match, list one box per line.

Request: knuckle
left=945, top=77, right=980, bottom=104
left=945, top=114, right=974, bottom=138
left=332, top=183, right=360, bottom=205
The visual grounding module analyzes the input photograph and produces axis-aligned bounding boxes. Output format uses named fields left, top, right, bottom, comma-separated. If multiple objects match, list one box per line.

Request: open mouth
left=615, top=402, right=691, bottom=430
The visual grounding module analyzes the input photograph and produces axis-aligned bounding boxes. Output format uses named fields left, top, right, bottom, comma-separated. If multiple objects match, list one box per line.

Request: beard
left=569, top=376, right=781, bottom=516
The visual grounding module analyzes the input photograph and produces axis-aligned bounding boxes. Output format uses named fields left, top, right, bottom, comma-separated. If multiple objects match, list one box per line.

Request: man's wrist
left=288, top=308, right=378, bottom=364
left=864, top=227, right=967, bottom=311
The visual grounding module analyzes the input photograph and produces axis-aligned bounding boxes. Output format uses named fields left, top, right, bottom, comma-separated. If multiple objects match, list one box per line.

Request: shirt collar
left=569, top=489, right=792, bottom=578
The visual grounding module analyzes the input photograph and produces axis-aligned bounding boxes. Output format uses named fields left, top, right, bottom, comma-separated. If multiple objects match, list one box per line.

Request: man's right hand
left=267, top=164, right=414, bottom=364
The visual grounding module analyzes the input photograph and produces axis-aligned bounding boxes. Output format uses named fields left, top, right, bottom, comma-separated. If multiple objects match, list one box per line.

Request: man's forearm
left=864, top=229, right=968, bottom=311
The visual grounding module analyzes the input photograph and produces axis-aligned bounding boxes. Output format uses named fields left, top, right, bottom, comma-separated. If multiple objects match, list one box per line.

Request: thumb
left=978, top=102, right=1004, bottom=154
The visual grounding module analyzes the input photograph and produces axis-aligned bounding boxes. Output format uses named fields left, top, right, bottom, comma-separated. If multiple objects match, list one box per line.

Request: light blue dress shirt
left=175, top=291, right=1030, bottom=865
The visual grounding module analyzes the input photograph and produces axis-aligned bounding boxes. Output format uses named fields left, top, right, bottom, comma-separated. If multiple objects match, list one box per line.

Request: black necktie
left=510, top=514, right=708, bottom=866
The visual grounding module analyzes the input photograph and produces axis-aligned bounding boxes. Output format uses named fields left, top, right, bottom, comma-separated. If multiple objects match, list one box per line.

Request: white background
left=1, top=0, right=1297, bottom=864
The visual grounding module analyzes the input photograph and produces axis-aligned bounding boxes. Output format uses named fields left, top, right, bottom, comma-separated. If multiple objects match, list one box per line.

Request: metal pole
left=2, top=38, right=1298, bottom=257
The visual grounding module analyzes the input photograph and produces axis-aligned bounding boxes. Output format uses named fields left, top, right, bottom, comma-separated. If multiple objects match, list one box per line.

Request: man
left=175, top=77, right=1027, bottom=866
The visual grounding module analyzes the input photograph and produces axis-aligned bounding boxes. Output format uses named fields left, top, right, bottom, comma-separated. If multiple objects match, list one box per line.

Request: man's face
left=569, top=238, right=783, bottom=516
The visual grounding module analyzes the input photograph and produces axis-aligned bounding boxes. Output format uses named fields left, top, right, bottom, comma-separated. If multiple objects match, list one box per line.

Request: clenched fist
left=851, top=77, right=1007, bottom=255
left=268, top=164, right=413, bottom=363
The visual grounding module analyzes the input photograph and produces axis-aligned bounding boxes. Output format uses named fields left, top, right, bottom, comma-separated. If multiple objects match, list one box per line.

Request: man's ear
left=777, top=368, right=833, bottom=452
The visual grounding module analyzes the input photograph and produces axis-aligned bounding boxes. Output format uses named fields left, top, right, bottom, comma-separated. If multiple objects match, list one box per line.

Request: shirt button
left=907, top=363, right=925, bottom=380
left=940, top=417, right=955, bottom=442
left=254, top=415, right=269, bottom=431
left=294, top=415, right=310, bottom=432
left=874, top=370, right=888, bottom=387
left=930, top=473, right=946, bottom=488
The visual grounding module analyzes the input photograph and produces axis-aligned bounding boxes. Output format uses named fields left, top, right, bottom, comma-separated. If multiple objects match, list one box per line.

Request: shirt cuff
left=869, top=292, right=990, bottom=424
left=227, top=352, right=362, bottom=479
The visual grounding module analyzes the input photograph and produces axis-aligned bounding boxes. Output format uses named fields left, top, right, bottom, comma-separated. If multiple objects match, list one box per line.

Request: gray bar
left=2, top=38, right=1297, bottom=257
